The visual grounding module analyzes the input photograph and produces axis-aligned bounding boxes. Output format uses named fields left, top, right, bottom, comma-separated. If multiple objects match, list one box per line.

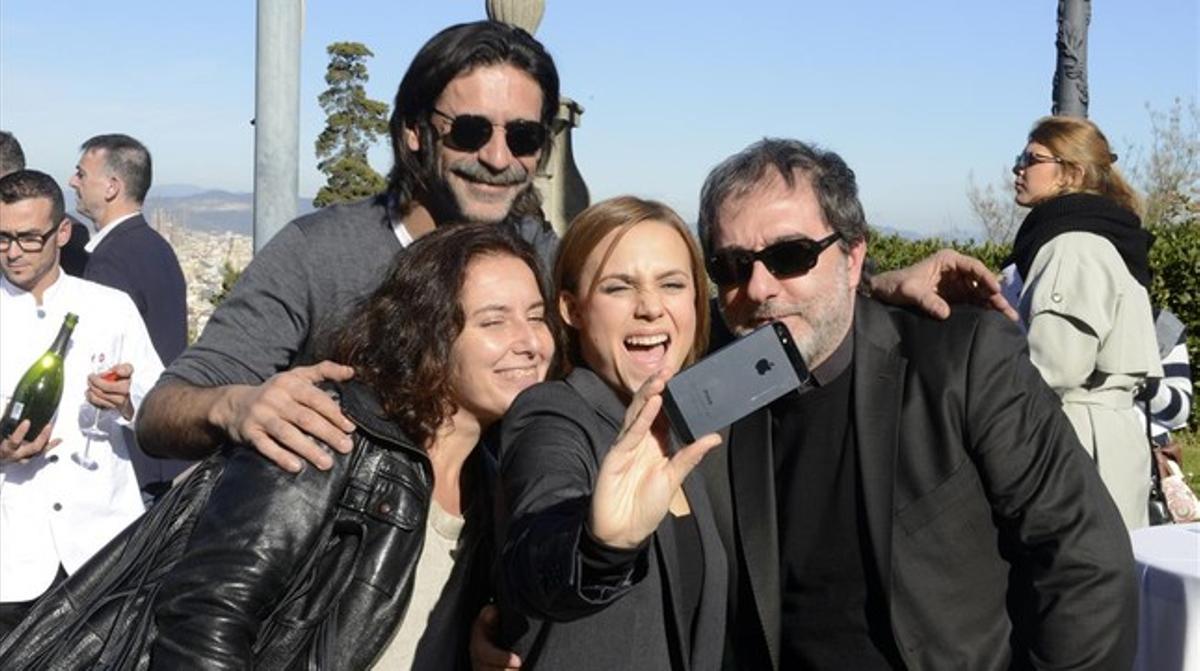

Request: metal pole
left=253, top=0, right=302, bottom=252
left=1052, top=0, right=1090, bottom=118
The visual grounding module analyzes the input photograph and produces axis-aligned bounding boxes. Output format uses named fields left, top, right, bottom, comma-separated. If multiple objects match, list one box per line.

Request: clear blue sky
left=2, top=1, right=1196, bottom=237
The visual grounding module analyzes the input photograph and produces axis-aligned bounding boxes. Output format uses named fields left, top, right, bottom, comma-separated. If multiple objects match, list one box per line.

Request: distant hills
left=64, top=185, right=316, bottom=237
left=146, top=188, right=316, bottom=236
left=63, top=185, right=957, bottom=242
left=872, top=225, right=927, bottom=240
left=151, top=184, right=212, bottom=198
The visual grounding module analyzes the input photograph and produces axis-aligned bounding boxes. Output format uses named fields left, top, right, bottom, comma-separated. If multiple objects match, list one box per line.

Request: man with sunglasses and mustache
left=134, top=21, right=560, bottom=473
left=695, top=138, right=1136, bottom=670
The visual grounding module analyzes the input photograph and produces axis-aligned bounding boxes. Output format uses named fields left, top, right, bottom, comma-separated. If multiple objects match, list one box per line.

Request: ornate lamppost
left=1052, top=0, right=1090, bottom=118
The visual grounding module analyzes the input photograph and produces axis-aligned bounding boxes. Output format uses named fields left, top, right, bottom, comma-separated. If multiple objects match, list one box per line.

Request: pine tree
left=313, top=42, right=389, bottom=208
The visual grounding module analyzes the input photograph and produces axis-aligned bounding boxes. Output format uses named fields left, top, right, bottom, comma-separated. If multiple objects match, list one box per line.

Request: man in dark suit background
left=0, top=130, right=91, bottom=276
left=0, top=130, right=23, bottom=177
left=59, top=215, right=91, bottom=277
left=69, top=133, right=190, bottom=501
left=69, top=133, right=186, bottom=364
left=695, top=138, right=1136, bottom=670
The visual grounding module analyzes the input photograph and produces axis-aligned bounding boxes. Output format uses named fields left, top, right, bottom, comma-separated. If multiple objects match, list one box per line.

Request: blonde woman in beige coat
left=1001, top=116, right=1162, bottom=529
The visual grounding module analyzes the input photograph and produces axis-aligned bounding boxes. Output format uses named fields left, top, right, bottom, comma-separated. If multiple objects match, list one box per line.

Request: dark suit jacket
left=85, top=214, right=192, bottom=491
left=700, top=298, right=1137, bottom=670
left=60, top=216, right=91, bottom=277
left=84, top=214, right=187, bottom=365
left=497, top=368, right=728, bottom=671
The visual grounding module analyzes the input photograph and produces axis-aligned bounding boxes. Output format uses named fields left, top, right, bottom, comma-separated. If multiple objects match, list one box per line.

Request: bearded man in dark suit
left=696, top=138, right=1136, bottom=670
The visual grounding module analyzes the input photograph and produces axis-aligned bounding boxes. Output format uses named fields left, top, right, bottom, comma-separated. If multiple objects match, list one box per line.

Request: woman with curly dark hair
left=0, top=223, right=557, bottom=670
left=162, top=223, right=555, bottom=669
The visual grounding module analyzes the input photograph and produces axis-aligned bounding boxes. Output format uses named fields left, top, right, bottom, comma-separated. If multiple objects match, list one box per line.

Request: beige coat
left=1017, top=231, right=1163, bottom=529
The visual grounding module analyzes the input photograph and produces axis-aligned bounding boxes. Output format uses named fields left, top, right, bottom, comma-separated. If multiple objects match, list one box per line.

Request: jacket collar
left=725, top=296, right=906, bottom=668
left=563, top=366, right=627, bottom=433
left=0, top=267, right=71, bottom=305
left=1006, top=192, right=1152, bottom=288
left=85, top=212, right=144, bottom=253
left=850, top=297, right=904, bottom=599
left=728, top=406, right=780, bottom=668
left=334, top=380, right=419, bottom=452
left=564, top=364, right=729, bottom=669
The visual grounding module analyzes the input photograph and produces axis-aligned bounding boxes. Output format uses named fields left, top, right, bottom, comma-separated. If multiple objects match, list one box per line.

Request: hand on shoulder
left=212, top=361, right=357, bottom=473
left=868, top=249, right=1018, bottom=322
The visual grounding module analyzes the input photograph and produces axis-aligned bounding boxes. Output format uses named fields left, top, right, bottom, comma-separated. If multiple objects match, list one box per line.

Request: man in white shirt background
left=0, top=169, right=161, bottom=636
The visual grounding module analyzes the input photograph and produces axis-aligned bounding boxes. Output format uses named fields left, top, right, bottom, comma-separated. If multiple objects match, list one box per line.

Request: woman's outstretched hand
left=588, top=371, right=722, bottom=550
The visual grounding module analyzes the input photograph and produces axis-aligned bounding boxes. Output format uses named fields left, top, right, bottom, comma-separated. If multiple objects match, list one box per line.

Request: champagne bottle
left=1, top=313, right=78, bottom=440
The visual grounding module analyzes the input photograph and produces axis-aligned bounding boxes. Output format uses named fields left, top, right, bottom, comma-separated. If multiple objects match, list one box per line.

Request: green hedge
left=868, top=220, right=1200, bottom=428
left=867, top=232, right=1011, bottom=274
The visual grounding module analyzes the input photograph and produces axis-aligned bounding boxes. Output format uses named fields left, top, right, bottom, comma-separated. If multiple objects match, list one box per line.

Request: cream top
left=370, top=500, right=465, bottom=670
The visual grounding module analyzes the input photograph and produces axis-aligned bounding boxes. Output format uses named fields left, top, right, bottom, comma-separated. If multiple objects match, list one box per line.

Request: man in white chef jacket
left=0, top=169, right=162, bottom=636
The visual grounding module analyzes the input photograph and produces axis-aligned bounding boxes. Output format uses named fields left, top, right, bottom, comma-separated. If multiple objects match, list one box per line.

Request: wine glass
left=73, top=334, right=124, bottom=469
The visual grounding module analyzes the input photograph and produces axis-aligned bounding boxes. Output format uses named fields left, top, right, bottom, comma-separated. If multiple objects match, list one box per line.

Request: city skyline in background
left=1, top=1, right=1196, bottom=238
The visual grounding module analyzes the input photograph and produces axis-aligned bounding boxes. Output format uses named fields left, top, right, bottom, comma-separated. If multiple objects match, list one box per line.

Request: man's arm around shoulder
left=137, top=361, right=357, bottom=472
left=136, top=380, right=236, bottom=462
left=135, top=213, right=357, bottom=471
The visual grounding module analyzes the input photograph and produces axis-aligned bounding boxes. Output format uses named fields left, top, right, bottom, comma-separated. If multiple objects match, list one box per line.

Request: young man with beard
left=135, top=21, right=561, bottom=472
left=695, top=138, right=1137, bottom=670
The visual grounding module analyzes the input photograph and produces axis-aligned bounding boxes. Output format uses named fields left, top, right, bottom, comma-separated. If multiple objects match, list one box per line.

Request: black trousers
left=0, top=565, right=67, bottom=640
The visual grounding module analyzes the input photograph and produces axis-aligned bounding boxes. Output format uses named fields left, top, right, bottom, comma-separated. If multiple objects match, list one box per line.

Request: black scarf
left=1005, top=192, right=1153, bottom=288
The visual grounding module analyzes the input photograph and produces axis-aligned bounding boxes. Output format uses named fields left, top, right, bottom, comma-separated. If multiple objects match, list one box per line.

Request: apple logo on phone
left=755, top=358, right=774, bottom=375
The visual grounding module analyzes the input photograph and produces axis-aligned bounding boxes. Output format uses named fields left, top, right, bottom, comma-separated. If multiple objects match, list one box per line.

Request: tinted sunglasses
left=432, top=109, right=547, bottom=157
left=706, top=232, right=842, bottom=286
left=1011, top=149, right=1119, bottom=174
left=1011, top=150, right=1062, bottom=172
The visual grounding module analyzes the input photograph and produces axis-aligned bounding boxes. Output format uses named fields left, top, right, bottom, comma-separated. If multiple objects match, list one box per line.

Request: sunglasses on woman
left=432, top=109, right=547, bottom=157
left=1011, top=149, right=1119, bottom=174
left=706, top=232, right=842, bottom=286
left=1011, top=151, right=1062, bottom=173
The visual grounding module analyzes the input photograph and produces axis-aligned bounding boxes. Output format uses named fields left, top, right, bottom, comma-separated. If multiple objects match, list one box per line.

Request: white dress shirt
left=82, top=211, right=140, bottom=253
left=0, top=272, right=162, bottom=602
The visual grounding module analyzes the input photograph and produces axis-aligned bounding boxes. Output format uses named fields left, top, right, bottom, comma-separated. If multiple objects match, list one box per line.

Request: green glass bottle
left=1, top=313, right=78, bottom=440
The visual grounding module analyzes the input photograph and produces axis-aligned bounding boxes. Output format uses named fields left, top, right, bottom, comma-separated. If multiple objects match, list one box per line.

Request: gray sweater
left=162, top=195, right=558, bottom=388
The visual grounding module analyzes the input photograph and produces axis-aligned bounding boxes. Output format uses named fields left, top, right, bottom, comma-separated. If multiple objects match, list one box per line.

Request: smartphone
left=663, top=321, right=809, bottom=444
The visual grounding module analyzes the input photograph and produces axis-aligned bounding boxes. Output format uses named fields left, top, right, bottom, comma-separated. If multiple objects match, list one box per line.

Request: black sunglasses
left=431, top=109, right=547, bottom=157
left=1011, top=150, right=1062, bottom=173
left=706, top=232, right=842, bottom=286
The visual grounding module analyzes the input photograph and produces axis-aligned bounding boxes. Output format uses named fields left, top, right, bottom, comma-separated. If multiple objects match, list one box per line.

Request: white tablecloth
left=1132, top=523, right=1200, bottom=671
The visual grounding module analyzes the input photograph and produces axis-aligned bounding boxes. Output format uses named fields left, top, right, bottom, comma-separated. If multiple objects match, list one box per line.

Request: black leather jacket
left=0, top=381, right=490, bottom=670
left=151, top=381, right=491, bottom=669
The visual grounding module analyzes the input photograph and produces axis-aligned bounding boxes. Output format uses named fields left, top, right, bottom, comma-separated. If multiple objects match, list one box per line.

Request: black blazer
left=700, top=298, right=1137, bottom=670
left=84, top=214, right=187, bottom=365
left=0, top=381, right=490, bottom=670
left=60, top=216, right=91, bottom=277
left=497, top=368, right=728, bottom=671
